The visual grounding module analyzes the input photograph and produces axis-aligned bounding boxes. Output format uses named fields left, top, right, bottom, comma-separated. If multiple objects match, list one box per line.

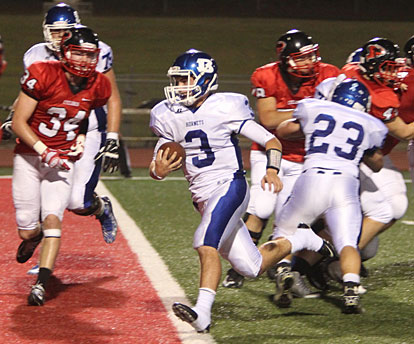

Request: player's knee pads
left=389, top=193, right=408, bottom=220
left=15, top=210, right=38, bottom=231
left=70, top=192, right=101, bottom=216
left=43, top=228, right=62, bottom=238
left=360, top=236, right=379, bottom=261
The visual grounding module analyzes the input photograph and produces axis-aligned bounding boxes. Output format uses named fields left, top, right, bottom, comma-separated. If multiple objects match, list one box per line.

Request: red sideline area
left=0, top=179, right=181, bottom=344
left=0, top=147, right=409, bottom=170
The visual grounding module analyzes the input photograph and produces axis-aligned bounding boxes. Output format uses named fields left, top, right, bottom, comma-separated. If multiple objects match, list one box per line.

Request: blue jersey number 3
left=185, top=130, right=216, bottom=168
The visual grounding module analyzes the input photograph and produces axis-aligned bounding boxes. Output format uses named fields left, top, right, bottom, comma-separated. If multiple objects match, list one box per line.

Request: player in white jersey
left=276, top=79, right=388, bottom=313
left=149, top=49, right=336, bottom=332
left=2, top=4, right=120, bottom=255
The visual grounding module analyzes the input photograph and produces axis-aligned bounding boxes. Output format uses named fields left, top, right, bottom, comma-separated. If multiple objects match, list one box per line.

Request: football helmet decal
left=276, top=29, right=320, bottom=78
left=164, top=49, right=218, bottom=106
left=330, top=79, right=371, bottom=112
left=60, top=26, right=100, bottom=78
left=43, top=3, right=81, bottom=52
left=359, top=37, right=404, bottom=88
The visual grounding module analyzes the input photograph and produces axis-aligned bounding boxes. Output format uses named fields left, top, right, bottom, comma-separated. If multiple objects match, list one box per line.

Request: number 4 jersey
left=15, top=61, right=111, bottom=154
left=295, top=98, right=388, bottom=178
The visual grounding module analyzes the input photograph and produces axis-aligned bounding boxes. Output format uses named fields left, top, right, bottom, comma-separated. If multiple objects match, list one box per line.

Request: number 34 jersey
left=15, top=61, right=111, bottom=154
left=294, top=98, right=388, bottom=178
left=150, top=93, right=257, bottom=202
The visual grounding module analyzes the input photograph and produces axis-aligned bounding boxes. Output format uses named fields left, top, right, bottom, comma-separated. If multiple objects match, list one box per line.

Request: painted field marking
left=96, top=181, right=215, bottom=344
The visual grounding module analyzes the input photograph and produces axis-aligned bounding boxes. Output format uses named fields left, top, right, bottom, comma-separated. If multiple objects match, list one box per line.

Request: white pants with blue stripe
left=193, top=176, right=263, bottom=278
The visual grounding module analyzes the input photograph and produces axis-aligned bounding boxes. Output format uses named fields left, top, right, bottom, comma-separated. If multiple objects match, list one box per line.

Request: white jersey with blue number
left=294, top=98, right=388, bottom=178
left=150, top=93, right=258, bottom=202
left=23, top=41, right=113, bottom=132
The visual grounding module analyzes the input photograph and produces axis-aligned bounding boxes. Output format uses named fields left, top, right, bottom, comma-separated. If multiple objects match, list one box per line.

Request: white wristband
left=33, top=140, right=48, bottom=155
left=107, top=132, right=119, bottom=140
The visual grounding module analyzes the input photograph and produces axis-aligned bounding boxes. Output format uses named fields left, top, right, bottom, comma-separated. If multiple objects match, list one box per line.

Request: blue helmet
left=43, top=3, right=81, bottom=52
left=164, top=49, right=218, bottom=106
left=331, top=79, right=371, bottom=112
left=346, top=47, right=363, bottom=64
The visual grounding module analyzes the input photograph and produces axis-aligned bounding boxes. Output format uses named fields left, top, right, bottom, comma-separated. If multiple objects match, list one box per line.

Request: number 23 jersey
left=150, top=93, right=255, bottom=202
left=15, top=61, right=111, bottom=154
left=295, top=98, right=388, bottom=178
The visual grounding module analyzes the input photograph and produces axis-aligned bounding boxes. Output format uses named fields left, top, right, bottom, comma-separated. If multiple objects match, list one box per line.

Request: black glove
left=1, top=110, right=14, bottom=140
left=95, top=138, right=120, bottom=173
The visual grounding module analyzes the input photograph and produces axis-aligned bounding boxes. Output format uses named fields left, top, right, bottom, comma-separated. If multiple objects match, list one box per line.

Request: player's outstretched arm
left=276, top=118, right=304, bottom=140
left=256, top=97, right=294, bottom=130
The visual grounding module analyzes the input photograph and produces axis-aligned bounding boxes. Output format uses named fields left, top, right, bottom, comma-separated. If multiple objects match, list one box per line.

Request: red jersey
left=250, top=61, right=340, bottom=162
left=381, top=68, right=414, bottom=154
left=15, top=61, right=111, bottom=155
left=341, top=63, right=400, bottom=155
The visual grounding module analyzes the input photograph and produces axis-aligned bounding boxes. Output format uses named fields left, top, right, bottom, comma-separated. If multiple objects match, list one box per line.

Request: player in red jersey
left=222, top=30, right=339, bottom=296
left=339, top=38, right=414, bottom=257
left=311, top=38, right=414, bottom=290
left=11, top=26, right=111, bottom=306
left=402, top=36, right=414, bottom=186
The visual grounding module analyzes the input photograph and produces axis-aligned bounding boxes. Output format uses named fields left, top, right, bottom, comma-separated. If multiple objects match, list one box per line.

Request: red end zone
left=0, top=179, right=181, bottom=344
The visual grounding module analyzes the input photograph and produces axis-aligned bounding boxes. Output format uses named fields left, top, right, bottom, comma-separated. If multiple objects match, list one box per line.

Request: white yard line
left=96, top=181, right=215, bottom=344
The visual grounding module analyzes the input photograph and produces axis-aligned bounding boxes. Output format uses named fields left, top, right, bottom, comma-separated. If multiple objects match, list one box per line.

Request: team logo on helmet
left=365, top=44, right=387, bottom=61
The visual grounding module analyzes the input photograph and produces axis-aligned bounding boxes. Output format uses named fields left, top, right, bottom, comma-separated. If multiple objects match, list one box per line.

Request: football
left=159, top=141, right=186, bottom=163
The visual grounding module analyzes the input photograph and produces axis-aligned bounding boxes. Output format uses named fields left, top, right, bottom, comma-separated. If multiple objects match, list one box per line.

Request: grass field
left=99, top=168, right=414, bottom=344
left=1, top=165, right=413, bottom=343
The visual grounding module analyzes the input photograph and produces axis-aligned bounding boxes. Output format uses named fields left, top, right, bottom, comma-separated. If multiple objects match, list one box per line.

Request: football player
left=223, top=29, right=339, bottom=295
left=276, top=79, right=387, bottom=313
left=3, top=3, right=121, bottom=259
left=149, top=49, right=336, bottom=333
left=12, top=26, right=111, bottom=306
left=402, top=36, right=414, bottom=188
left=312, top=38, right=414, bottom=288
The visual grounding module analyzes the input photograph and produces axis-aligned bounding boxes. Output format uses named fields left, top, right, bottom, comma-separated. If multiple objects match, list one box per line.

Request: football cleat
left=266, top=263, right=278, bottom=280
left=222, top=268, right=245, bottom=288
left=96, top=196, right=118, bottom=244
left=273, top=263, right=295, bottom=308
left=342, top=282, right=364, bottom=314
left=27, top=264, right=40, bottom=275
left=28, top=283, right=45, bottom=306
left=172, top=302, right=210, bottom=333
left=16, top=231, right=43, bottom=263
left=291, top=272, right=321, bottom=298
left=317, top=239, right=338, bottom=259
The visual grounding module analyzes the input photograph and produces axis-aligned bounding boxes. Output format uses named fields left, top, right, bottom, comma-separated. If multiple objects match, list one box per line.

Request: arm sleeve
left=240, top=120, right=275, bottom=147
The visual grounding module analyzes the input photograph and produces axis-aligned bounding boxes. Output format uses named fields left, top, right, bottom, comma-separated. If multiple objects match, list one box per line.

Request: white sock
left=343, top=273, right=360, bottom=284
left=192, top=287, right=216, bottom=330
left=286, top=227, right=323, bottom=253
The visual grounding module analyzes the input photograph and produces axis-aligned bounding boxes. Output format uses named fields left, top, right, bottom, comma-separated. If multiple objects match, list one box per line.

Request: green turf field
left=102, top=169, right=414, bottom=344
